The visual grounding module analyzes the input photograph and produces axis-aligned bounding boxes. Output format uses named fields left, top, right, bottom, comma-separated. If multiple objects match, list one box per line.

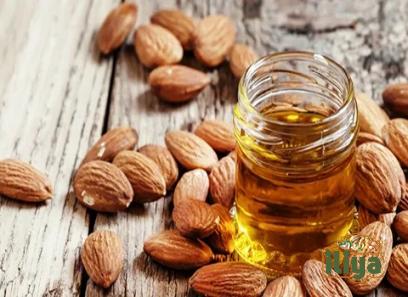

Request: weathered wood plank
left=0, top=0, right=119, bottom=296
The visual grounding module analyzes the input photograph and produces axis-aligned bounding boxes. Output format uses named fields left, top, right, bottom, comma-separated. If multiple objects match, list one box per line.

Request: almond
left=383, top=83, right=408, bottom=117
left=173, top=169, right=209, bottom=207
left=74, top=160, right=133, bottom=212
left=393, top=210, right=408, bottom=242
left=138, top=144, right=179, bottom=190
left=81, top=127, right=138, bottom=165
left=355, top=143, right=404, bottom=213
left=263, top=275, right=305, bottom=297
left=143, top=230, right=213, bottom=270
left=81, top=230, right=123, bottom=288
left=189, top=262, right=267, bottom=297
left=165, top=130, right=218, bottom=172
left=356, top=132, right=384, bottom=146
left=400, top=182, right=408, bottom=211
left=0, top=159, right=53, bottom=202
left=209, top=156, right=236, bottom=209
left=358, top=205, right=395, bottom=228
left=302, top=259, right=352, bottom=297
left=229, top=43, right=258, bottom=78
left=173, top=199, right=217, bottom=239
left=112, top=151, right=166, bottom=203
left=356, top=92, right=389, bottom=137
left=194, top=119, right=235, bottom=153
left=206, top=204, right=235, bottom=254
left=97, top=3, right=138, bottom=55
left=382, top=118, right=408, bottom=167
left=345, top=222, right=393, bottom=295
left=151, top=9, right=195, bottom=50
left=193, top=15, right=236, bottom=67
left=386, top=243, right=408, bottom=292
left=134, top=24, right=183, bottom=68
left=148, top=65, right=210, bottom=103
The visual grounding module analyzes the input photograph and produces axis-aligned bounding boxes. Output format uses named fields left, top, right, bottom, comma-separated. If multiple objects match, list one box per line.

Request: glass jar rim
left=238, top=50, right=355, bottom=128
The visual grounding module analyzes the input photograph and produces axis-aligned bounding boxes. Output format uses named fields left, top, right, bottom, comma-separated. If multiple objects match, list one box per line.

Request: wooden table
left=1, top=0, right=407, bottom=296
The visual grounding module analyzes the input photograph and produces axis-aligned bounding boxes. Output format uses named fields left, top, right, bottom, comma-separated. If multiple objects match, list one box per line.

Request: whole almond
left=74, top=160, right=133, bottom=212
left=263, top=275, right=305, bottom=297
left=194, top=119, right=236, bottom=153
left=112, top=151, right=166, bottom=203
left=173, top=169, right=209, bottom=207
left=134, top=24, right=183, bottom=68
left=138, top=144, right=178, bottom=190
left=382, top=118, right=408, bottom=167
left=393, top=210, right=408, bottom=242
left=81, top=230, right=124, bottom=288
left=358, top=205, right=395, bottom=228
left=173, top=199, right=217, bottom=239
left=151, top=9, right=195, bottom=50
left=386, top=243, right=408, bottom=292
left=0, top=159, right=53, bottom=202
left=81, top=127, right=138, bottom=165
left=356, top=92, right=389, bottom=137
left=165, top=130, right=218, bottom=172
left=97, top=3, right=138, bottom=55
left=356, top=132, right=384, bottom=146
left=194, top=15, right=236, bottom=67
left=355, top=143, right=404, bottom=213
left=229, top=43, right=258, bottom=78
left=383, top=83, right=408, bottom=117
left=143, top=230, right=213, bottom=270
left=209, top=156, right=236, bottom=209
left=189, top=262, right=267, bottom=297
left=302, top=259, right=352, bottom=297
left=345, top=222, right=393, bottom=295
left=206, top=204, right=235, bottom=254
left=148, top=65, right=210, bottom=103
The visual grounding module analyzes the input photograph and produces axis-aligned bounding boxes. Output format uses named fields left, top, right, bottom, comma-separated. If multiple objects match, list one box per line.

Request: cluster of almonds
left=97, top=3, right=258, bottom=103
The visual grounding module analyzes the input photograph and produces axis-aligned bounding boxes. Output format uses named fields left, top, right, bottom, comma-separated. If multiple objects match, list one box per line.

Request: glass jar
left=233, top=51, right=358, bottom=277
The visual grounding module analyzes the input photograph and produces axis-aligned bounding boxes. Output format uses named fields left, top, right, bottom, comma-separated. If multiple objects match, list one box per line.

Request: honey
left=233, top=52, right=358, bottom=277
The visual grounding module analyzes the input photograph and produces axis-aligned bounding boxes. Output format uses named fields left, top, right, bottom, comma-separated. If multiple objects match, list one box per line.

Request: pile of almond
left=0, top=2, right=408, bottom=297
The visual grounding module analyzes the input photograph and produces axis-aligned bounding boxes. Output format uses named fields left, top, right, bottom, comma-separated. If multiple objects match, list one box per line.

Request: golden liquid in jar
left=234, top=108, right=355, bottom=276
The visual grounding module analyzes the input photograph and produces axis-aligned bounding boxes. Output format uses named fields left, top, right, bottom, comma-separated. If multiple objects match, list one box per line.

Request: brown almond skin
left=303, top=259, right=352, bottom=297
left=81, top=127, right=138, bottom=165
left=148, top=65, right=210, bottom=103
left=356, top=92, right=389, bottom=137
left=134, top=24, right=183, bottom=68
left=400, top=182, right=408, bottom=211
left=355, top=143, right=404, bottom=213
left=0, top=159, right=53, bottom=202
left=358, top=205, right=395, bottom=228
left=74, top=161, right=134, bottom=212
left=356, top=132, right=384, bottom=146
left=393, top=210, right=408, bottom=242
left=209, top=156, right=236, bottom=209
left=386, top=244, right=408, bottom=292
left=206, top=204, right=235, bottom=254
left=229, top=43, right=258, bottom=79
left=81, top=230, right=124, bottom=288
left=173, top=169, right=209, bottom=207
left=383, top=118, right=408, bottom=167
left=151, top=9, right=195, bottom=50
left=345, top=222, right=393, bottom=295
left=383, top=83, right=408, bottom=117
left=97, top=3, right=137, bottom=55
left=194, top=119, right=236, bottom=153
left=143, top=230, right=213, bottom=270
left=138, top=144, right=179, bottom=190
left=189, top=262, right=267, bottom=297
left=173, top=199, right=217, bottom=239
left=113, top=151, right=166, bottom=203
left=165, top=130, right=218, bottom=172
left=194, top=15, right=236, bottom=67
left=263, top=276, right=305, bottom=297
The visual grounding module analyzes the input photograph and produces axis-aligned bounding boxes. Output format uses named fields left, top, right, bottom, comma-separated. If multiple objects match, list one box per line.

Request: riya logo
left=322, top=235, right=383, bottom=280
